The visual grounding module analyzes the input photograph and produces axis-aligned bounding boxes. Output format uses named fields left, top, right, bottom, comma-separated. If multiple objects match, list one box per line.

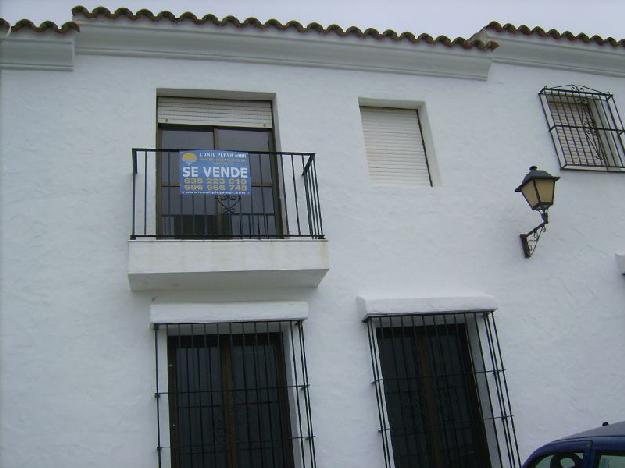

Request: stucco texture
left=1, top=53, right=625, bottom=467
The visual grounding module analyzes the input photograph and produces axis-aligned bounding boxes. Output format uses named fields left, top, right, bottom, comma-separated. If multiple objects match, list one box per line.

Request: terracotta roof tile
left=70, top=5, right=498, bottom=51
left=485, top=21, right=625, bottom=48
left=4, top=10, right=624, bottom=51
left=3, top=18, right=79, bottom=34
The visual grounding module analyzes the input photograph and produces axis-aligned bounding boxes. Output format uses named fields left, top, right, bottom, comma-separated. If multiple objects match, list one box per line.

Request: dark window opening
left=153, top=321, right=316, bottom=468
left=366, top=312, right=521, bottom=468
left=539, top=85, right=625, bottom=170
left=131, top=97, right=324, bottom=240
left=157, top=125, right=283, bottom=238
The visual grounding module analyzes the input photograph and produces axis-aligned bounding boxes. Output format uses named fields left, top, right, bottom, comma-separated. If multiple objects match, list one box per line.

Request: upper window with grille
left=360, top=107, right=433, bottom=187
left=539, top=85, right=625, bottom=170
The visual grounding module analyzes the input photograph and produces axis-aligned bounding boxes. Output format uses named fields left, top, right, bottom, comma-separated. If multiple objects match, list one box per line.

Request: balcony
left=128, top=149, right=329, bottom=291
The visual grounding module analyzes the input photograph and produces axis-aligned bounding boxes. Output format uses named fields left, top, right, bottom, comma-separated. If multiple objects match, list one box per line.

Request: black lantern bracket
left=520, top=211, right=548, bottom=258
left=516, top=166, right=559, bottom=259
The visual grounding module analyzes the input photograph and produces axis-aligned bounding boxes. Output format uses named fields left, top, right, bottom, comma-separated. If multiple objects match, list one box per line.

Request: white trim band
left=150, top=300, right=309, bottom=325
left=358, top=294, right=498, bottom=321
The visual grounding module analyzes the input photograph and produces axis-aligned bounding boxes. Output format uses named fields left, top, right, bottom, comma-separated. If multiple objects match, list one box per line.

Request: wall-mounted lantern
left=515, top=166, right=559, bottom=258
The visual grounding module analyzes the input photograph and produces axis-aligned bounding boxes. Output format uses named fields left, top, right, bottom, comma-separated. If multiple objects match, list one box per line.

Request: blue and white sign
left=179, top=150, right=251, bottom=195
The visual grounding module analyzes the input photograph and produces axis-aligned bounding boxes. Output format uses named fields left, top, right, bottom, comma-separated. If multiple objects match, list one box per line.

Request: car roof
left=562, top=421, right=625, bottom=440
left=524, top=422, right=625, bottom=464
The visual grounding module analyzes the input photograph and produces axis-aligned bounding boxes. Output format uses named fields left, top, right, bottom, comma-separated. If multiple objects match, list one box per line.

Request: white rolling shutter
left=157, top=97, right=273, bottom=129
left=360, top=107, right=431, bottom=187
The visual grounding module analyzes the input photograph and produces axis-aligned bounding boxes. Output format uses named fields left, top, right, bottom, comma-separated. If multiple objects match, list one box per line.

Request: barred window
left=539, top=85, right=625, bottom=170
left=154, top=321, right=316, bottom=468
left=365, top=312, right=520, bottom=468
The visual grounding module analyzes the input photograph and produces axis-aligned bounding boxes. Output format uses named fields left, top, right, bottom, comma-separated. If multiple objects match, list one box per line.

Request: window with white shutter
left=539, top=85, right=625, bottom=170
left=360, top=107, right=432, bottom=187
left=156, top=97, right=282, bottom=238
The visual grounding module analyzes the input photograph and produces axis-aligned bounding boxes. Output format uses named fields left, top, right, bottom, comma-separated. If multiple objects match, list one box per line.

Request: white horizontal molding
left=150, top=300, right=309, bottom=324
left=0, top=33, right=75, bottom=71
left=481, top=31, right=625, bottom=77
left=358, top=294, right=498, bottom=321
left=616, top=253, right=625, bottom=275
left=75, top=21, right=492, bottom=80
left=128, top=239, right=329, bottom=291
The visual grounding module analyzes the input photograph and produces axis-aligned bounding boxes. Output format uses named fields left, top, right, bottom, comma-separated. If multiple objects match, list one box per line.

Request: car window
left=531, top=452, right=584, bottom=468
left=597, top=453, right=625, bottom=468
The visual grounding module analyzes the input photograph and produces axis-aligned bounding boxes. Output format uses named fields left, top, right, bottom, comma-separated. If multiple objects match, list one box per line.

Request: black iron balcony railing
left=131, top=149, right=324, bottom=239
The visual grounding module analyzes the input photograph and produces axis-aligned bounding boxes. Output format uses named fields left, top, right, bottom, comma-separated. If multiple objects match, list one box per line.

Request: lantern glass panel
left=537, top=178, right=555, bottom=206
left=521, top=179, right=555, bottom=210
left=520, top=180, right=539, bottom=209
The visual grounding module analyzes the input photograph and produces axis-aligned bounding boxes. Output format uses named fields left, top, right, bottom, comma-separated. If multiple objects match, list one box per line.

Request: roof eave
left=71, top=18, right=494, bottom=80
left=480, top=24, right=625, bottom=77
left=70, top=5, right=498, bottom=51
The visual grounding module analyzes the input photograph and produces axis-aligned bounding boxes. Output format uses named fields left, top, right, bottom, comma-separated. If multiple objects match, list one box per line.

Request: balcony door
left=156, top=97, right=282, bottom=238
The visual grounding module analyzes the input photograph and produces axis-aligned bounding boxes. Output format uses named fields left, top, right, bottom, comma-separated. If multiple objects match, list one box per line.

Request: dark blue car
left=523, top=421, right=625, bottom=467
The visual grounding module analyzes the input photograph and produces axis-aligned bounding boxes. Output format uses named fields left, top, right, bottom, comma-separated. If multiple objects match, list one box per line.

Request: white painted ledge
left=477, top=30, right=625, bottom=77
left=75, top=21, right=493, bottom=80
left=0, top=33, right=76, bottom=71
left=150, top=301, right=309, bottom=324
left=357, top=294, right=498, bottom=321
left=128, top=239, right=329, bottom=291
left=616, top=253, right=625, bottom=275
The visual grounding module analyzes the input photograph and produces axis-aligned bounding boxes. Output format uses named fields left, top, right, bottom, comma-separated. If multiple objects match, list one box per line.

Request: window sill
left=149, top=300, right=309, bottom=324
left=357, top=294, right=497, bottom=321
left=127, top=238, right=329, bottom=291
left=560, top=165, right=625, bottom=173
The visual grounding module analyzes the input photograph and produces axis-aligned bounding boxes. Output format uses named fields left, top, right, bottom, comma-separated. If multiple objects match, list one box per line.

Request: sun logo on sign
left=181, top=152, right=198, bottom=166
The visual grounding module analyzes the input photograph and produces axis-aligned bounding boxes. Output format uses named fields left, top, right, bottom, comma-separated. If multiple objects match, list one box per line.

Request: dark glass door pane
left=160, top=129, right=215, bottom=183
left=215, top=128, right=281, bottom=237
left=158, top=126, right=282, bottom=237
left=215, top=129, right=274, bottom=185
left=376, top=325, right=490, bottom=468
left=158, top=128, right=217, bottom=237
left=169, top=333, right=294, bottom=468
left=169, top=335, right=227, bottom=468
left=230, top=334, right=294, bottom=468
left=377, top=326, right=430, bottom=467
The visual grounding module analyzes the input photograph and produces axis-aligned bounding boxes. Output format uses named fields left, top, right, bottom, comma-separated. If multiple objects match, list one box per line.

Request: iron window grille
left=539, top=85, right=625, bottom=170
left=365, top=311, right=520, bottom=468
left=154, top=320, right=316, bottom=468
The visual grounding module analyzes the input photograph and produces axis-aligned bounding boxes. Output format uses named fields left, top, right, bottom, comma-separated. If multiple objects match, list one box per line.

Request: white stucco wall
left=2, top=44, right=625, bottom=468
